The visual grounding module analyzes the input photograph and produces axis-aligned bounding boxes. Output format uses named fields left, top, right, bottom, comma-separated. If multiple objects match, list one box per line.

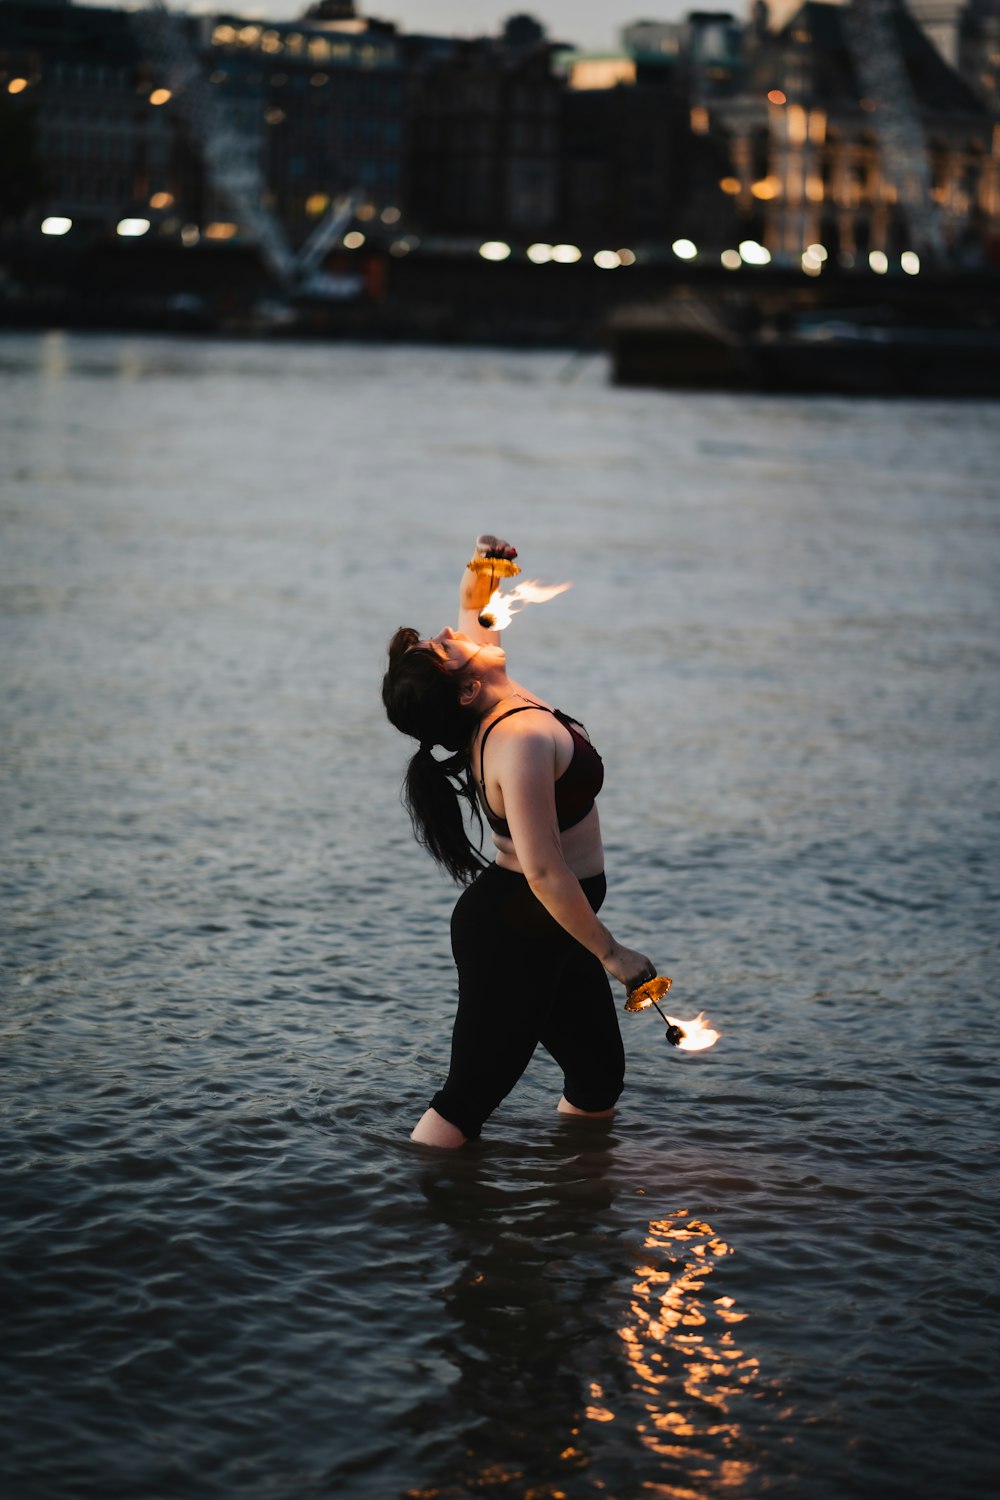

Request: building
left=405, top=19, right=563, bottom=238
left=0, top=0, right=173, bottom=235
left=0, top=0, right=411, bottom=253
left=701, top=0, right=999, bottom=267
left=203, top=8, right=406, bottom=245
left=1, top=0, right=997, bottom=282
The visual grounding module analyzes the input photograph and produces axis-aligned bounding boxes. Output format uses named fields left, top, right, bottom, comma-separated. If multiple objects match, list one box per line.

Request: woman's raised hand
left=475, top=534, right=517, bottom=561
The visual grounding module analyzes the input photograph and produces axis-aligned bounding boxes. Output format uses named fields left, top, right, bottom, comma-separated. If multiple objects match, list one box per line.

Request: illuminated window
left=787, top=105, right=807, bottom=145
left=569, top=57, right=637, bottom=90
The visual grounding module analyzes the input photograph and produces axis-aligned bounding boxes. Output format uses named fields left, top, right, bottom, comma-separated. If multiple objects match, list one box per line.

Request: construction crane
left=844, top=0, right=947, bottom=264
left=131, top=1, right=362, bottom=293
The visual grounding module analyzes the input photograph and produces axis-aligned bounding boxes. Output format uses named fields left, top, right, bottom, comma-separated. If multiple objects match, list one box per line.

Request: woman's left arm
left=494, top=728, right=655, bottom=990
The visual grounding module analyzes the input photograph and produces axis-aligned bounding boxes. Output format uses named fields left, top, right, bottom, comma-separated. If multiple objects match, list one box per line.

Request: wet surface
left=2, top=332, right=998, bottom=1498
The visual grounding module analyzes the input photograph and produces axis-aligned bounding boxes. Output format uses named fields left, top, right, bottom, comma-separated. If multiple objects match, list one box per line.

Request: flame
left=665, top=1011, right=720, bottom=1052
left=481, top=578, right=572, bottom=630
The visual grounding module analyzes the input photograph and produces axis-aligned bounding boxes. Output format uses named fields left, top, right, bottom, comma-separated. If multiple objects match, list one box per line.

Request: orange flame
left=482, top=578, right=572, bottom=630
left=665, top=1011, right=720, bottom=1052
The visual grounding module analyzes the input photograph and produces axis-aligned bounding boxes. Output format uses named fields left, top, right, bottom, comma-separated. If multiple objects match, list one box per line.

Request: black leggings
left=430, top=863, right=625, bottom=1139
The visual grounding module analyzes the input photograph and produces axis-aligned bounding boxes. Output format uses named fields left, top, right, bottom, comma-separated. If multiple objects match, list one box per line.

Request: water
left=2, top=331, right=998, bottom=1500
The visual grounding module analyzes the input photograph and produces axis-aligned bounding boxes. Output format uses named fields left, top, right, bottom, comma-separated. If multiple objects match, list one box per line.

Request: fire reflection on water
left=613, top=1209, right=759, bottom=1494
left=407, top=1166, right=761, bottom=1500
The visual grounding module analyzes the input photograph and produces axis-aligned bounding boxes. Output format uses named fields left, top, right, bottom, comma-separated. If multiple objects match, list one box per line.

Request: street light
left=738, top=239, right=771, bottom=265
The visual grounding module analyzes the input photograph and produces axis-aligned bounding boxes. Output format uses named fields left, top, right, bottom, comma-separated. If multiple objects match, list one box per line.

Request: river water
left=2, top=331, right=998, bottom=1500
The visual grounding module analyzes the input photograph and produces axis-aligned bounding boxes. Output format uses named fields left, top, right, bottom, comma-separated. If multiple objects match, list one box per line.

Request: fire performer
left=381, top=534, right=656, bottom=1148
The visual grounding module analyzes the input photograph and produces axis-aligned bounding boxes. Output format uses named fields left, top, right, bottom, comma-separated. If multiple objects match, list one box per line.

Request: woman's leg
left=537, top=871, right=625, bottom=1118
left=419, top=866, right=574, bottom=1144
left=540, top=943, right=625, bottom=1119
left=556, top=1096, right=616, bottom=1119
left=411, top=1108, right=467, bottom=1147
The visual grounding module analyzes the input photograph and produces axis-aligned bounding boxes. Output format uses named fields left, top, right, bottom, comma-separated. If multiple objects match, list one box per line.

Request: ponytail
left=382, top=627, right=488, bottom=884
left=403, top=743, right=487, bottom=885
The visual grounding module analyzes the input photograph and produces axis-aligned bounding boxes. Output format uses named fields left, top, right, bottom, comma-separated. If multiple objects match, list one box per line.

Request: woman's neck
left=476, top=678, right=538, bottom=720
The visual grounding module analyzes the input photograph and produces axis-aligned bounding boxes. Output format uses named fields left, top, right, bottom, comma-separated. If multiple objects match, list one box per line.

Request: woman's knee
left=561, top=1057, right=625, bottom=1115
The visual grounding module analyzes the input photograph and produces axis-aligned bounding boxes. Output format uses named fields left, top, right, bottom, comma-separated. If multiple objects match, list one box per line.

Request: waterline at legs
left=556, top=1095, right=615, bottom=1119
left=411, top=1107, right=467, bottom=1148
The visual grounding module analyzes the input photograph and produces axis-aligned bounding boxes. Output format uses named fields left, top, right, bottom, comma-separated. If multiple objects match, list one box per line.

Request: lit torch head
left=478, top=579, right=573, bottom=631
left=664, top=1011, right=720, bottom=1051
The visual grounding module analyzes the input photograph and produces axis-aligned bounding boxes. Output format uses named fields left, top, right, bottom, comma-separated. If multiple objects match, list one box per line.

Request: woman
left=382, top=534, right=656, bottom=1148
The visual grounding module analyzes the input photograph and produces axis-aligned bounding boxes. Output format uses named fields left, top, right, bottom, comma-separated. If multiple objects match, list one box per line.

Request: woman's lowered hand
left=601, top=940, right=657, bottom=993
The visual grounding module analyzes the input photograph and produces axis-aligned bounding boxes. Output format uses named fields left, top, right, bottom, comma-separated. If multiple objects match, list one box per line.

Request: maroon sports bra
left=477, top=705, right=604, bottom=839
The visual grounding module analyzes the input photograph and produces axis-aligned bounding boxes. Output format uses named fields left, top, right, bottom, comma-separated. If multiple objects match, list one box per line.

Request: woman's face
left=423, top=627, right=504, bottom=674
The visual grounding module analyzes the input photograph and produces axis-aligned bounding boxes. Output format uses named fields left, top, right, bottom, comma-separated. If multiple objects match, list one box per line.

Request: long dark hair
left=381, top=627, right=488, bottom=884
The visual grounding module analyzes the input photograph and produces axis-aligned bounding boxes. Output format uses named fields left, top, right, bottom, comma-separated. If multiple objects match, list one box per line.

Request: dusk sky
left=174, top=1, right=697, bottom=52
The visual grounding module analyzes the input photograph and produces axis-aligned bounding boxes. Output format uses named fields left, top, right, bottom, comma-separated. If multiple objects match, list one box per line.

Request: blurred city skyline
left=80, top=0, right=695, bottom=52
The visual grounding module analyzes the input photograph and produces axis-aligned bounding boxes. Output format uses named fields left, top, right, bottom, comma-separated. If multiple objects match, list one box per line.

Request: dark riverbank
left=3, top=235, right=999, bottom=377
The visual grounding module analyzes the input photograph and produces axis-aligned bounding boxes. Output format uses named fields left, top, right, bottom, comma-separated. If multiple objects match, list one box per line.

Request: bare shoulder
left=489, top=712, right=560, bottom=774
